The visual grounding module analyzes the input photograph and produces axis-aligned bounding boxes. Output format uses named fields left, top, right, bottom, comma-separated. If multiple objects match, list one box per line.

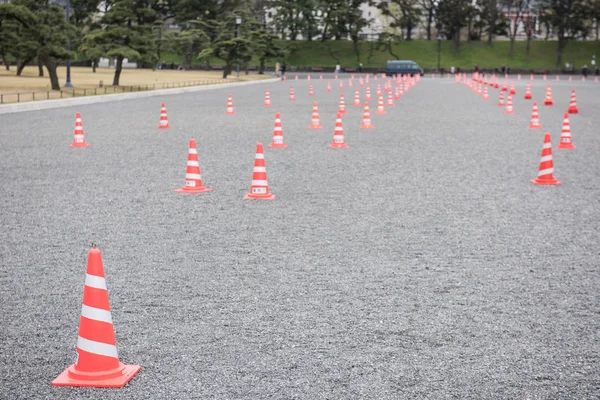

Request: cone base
left=353, top=103, right=362, bottom=107
left=339, top=110, right=347, bottom=115
left=360, top=124, right=375, bottom=129
left=52, top=364, right=141, bottom=388
left=504, top=110, right=515, bottom=114
left=69, top=142, right=89, bottom=148
left=308, top=124, right=323, bottom=129
left=375, top=110, right=386, bottom=115
left=567, top=108, right=579, bottom=114
left=268, top=143, right=288, bottom=148
left=498, top=103, right=505, bottom=107
left=528, top=124, right=543, bottom=129
left=509, top=90, right=516, bottom=95
left=544, top=101, right=553, bottom=106
left=530, top=178, right=561, bottom=185
left=524, top=95, right=532, bottom=99
left=244, top=193, right=275, bottom=200
left=329, top=143, right=349, bottom=148
left=264, top=104, right=272, bottom=107
left=225, top=111, right=235, bottom=115
left=175, top=186, right=213, bottom=193
left=557, top=143, right=575, bottom=149
left=158, top=125, right=170, bottom=129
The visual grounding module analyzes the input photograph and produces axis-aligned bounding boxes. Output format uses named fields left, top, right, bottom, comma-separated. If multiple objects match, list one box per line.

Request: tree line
left=0, top=0, right=598, bottom=90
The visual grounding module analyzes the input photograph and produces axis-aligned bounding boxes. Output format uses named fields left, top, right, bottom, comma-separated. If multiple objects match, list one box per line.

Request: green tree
left=378, top=0, right=422, bottom=41
left=170, top=19, right=211, bottom=70
left=436, top=0, right=471, bottom=50
left=249, top=23, right=285, bottom=74
left=0, top=3, right=35, bottom=71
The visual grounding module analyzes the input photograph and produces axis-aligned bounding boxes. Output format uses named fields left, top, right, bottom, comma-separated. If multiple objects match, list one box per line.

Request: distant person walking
left=280, top=62, right=287, bottom=80
left=335, top=64, right=341, bottom=74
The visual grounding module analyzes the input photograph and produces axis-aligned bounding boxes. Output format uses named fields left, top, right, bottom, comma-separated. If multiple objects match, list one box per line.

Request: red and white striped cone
left=365, top=74, right=370, bottom=84
left=353, top=88, right=361, bottom=107
left=282, top=75, right=287, bottom=81
left=582, top=76, right=586, bottom=82
left=567, top=89, right=579, bottom=114
left=376, top=83, right=382, bottom=98
left=556, top=75, right=560, bottom=81
left=244, top=142, right=275, bottom=200
left=327, top=80, right=332, bottom=92
left=530, top=74, right=534, bottom=80
left=320, top=75, right=323, bottom=80
left=482, top=85, right=489, bottom=100
left=52, top=245, right=141, bottom=388
left=308, top=101, right=323, bottom=129
left=504, top=95, right=515, bottom=114
left=375, top=96, right=386, bottom=114
left=360, top=102, right=374, bottom=129
left=595, top=77, right=598, bottom=83
left=268, top=112, right=287, bottom=149
left=264, top=89, right=272, bottom=107
left=329, top=112, right=349, bottom=149
left=289, top=86, right=296, bottom=100
left=309, top=84, right=314, bottom=96
left=294, top=75, right=298, bottom=80
left=498, top=91, right=505, bottom=107
left=348, top=78, right=353, bottom=87
left=531, top=132, right=561, bottom=185
left=335, top=74, right=339, bottom=80
left=569, top=76, right=572, bottom=81
left=501, top=80, right=508, bottom=92
left=524, top=82, right=532, bottom=99
left=528, top=102, right=542, bottom=129
left=386, top=91, right=394, bottom=107
left=477, top=82, right=483, bottom=96
left=394, top=84, right=401, bottom=100
left=338, top=93, right=347, bottom=115
left=158, top=102, right=170, bottom=129
left=225, top=94, right=235, bottom=114
left=70, top=112, right=90, bottom=148
left=385, top=79, right=392, bottom=92
left=557, top=112, right=575, bottom=149
left=339, top=79, right=344, bottom=90
left=509, top=80, right=516, bottom=95
left=307, top=74, right=311, bottom=80
left=543, top=74, right=547, bottom=81
left=518, top=73, right=521, bottom=80
left=543, top=85, right=553, bottom=106
left=175, top=138, right=213, bottom=193
left=359, top=76, right=364, bottom=87
left=494, top=78, right=499, bottom=89
left=365, top=86, right=372, bottom=101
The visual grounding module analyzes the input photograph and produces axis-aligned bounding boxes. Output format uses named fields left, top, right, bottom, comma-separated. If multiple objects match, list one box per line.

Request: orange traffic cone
left=498, top=91, right=505, bottom=107
left=327, top=80, right=332, bottom=92
left=509, top=80, right=516, bottom=95
left=501, top=79, right=508, bottom=91
left=294, top=75, right=298, bottom=80
left=376, top=83, right=382, bottom=97
left=348, top=78, right=353, bottom=87
left=268, top=112, right=287, bottom=149
left=386, top=91, right=394, bottom=107
left=69, top=112, right=90, bottom=148
left=308, top=102, right=323, bottom=129
left=531, top=133, right=561, bottom=185
left=360, top=102, right=374, bottom=129
left=52, top=245, right=141, bottom=388
left=365, top=86, right=372, bottom=101
left=158, top=102, right=170, bottom=129
left=482, top=85, right=489, bottom=100
left=339, top=79, right=344, bottom=90
left=307, top=74, right=311, bottom=80
left=175, top=138, right=213, bottom=193
left=329, top=112, right=349, bottom=149
left=375, top=96, right=386, bottom=114
left=567, top=89, right=579, bottom=114
left=528, top=102, right=542, bottom=129
left=338, top=93, right=347, bottom=115
left=543, top=85, right=553, bottom=106
left=504, top=95, right=515, bottom=114
left=289, top=86, right=296, bottom=100
left=244, top=142, right=275, bottom=200
left=557, top=112, right=575, bottom=149
left=353, top=88, right=361, bottom=107
left=264, top=89, right=272, bottom=107
left=225, top=94, right=234, bottom=114
left=309, top=84, right=314, bottom=96
left=524, top=82, right=532, bottom=99
left=359, top=76, right=364, bottom=87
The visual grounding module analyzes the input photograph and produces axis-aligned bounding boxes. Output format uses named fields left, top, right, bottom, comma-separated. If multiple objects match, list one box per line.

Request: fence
left=0, top=77, right=247, bottom=105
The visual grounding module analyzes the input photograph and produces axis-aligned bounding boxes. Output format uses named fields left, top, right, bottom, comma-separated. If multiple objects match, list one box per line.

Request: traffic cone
left=501, top=80, right=508, bottom=91
left=365, top=86, right=372, bottom=100
left=307, top=74, right=311, bottom=80
left=375, top=96, right=386, bottom=114
left=264, top=89, right=272, bottom=107
left=531, top=133, right=561, bottom=185
left=309, top=84, right=314, bottom=96
left=52, top=245, right=141, bottom=388
left=359, top=76, right=364, bottom=87
left=498, top=91, right=505, bottom=107
left=338, top=94, right=347, bottom=115
left=376, top=83, right=382, bottom=97
left=268, top=112, right=287, bottom=149
left=569, top=76, right=572, bottom=81
left=567, top=89, right=579, bottom=114
left=320, top=75, right=323, bottom=80
left=386, top=91, right=394, bottom=107
left=244, top=142, right=275, bottom=200
left=504, top=95, right=515, bottom=114
left=477, top=82, right=483, bottom=95
left=394, top=84, right=401, bottom=100
left=353, top=88, right=361, bottom=107
left=329, top=112, right=349, bottom=149
left=543, top=85, right=553, bottom=105
left=225, top=94, right=234, bottom=114
left=528, top=102, right=542, bottom=129
left=348, top=78, right=353, bottom=87
left=543, top=74, right=547, bottom=81
left=327, top=80, right=332, bottom=92
left=482, top=85, right=489, bottom=100
left=339, top=79, right=344, bottom=90
left=175, top=138, right=213, bottom=193
left=556, top=75, right=560, bottom=81
left=509, top=80, right=516, bottom=95
left=289, top=86, right=296, bottom=100
left=524, top=82, right=532, bottom=99
left=308, top=102, right=323, bottom=129
left=158, top=102, right=170, bottom=129
left=69, top=112, right=90, bottom=148
left=294, top=75, right=298, bottom=80
left=557, top=112, right=575, bottom=149
left=360, top=102, right=374, bottom=129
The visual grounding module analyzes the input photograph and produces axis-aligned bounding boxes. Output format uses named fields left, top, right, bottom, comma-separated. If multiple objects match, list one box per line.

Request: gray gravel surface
left=1, top=75, right=599, bottom=400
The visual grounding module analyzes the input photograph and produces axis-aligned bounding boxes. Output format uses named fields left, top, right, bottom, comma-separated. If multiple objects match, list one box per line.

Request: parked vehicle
left=385, top=60, right=424, bottom=77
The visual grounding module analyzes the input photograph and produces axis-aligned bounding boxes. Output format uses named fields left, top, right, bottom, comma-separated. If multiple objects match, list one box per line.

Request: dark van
left=385, top=60, right=424, bottom=77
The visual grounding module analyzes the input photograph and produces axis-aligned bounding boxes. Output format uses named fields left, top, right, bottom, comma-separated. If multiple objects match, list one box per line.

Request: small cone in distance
left=175, top=138, right=213, bottom=193
left=543, top=85, right=553, bottom=106
left=524, top=82, right=532, bottom=99
left=504, top=95, right=515, bottom=114
left=394, top=84, right=401, bottom=100
left=327, top=80, right=332, bottom=92
left=386, top=91, right=394, bottom=107
left=339, top=80, right=344, bottom=90
left=225, top=94, right=235, bottom=114
left=268, top=112, right=287, bottom=149
left=482, top=85, right=489, bottom=100
left=528, top=102, right=542, bottom=129
left=308, top=102, right=323, bottom=129
left=509, top=81, right=516, bottom=95
left=498, top=91, right=505, bottom=107
left=158, top=102, right=170, bottom=129
left=365, top=86, right=372, bottom=100
left=52, top=245, right=141, bottom=388
left=309, top=84, right=314, bottom=96
left=375, top=96, right=386, bottom=114
left=353, top=88, right=361, bottom=107
left=289, top=86, right=296, bottom=100
left=338, top=94, right=347, bottom=115
left=264, top=89, right=272, bottom=107
left=531, top=133, right=561, bottom=185
left=244, top=142, right=275, bottom=200
left=70, top=112, right=90, bottom=148
left=376, top=83, right=382, bottom=97
left=360, top=102, right=375, bottom=129
left=329, top=112, right=349, bottom=149
left=567, top=89, right=579, bottom=114
left=557, top=112, right=575, bottom=149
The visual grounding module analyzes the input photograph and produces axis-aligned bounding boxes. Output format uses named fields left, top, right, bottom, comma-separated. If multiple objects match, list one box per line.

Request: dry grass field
left=0, top=66, right=272, bottom=103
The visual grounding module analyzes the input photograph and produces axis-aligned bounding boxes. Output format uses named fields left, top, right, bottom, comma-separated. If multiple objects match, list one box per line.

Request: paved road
left=1, top=75, right=599, bottom=399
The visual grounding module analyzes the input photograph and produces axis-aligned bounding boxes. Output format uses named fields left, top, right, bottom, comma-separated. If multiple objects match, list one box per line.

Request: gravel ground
left=1, top=74, right=599, bottom=400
